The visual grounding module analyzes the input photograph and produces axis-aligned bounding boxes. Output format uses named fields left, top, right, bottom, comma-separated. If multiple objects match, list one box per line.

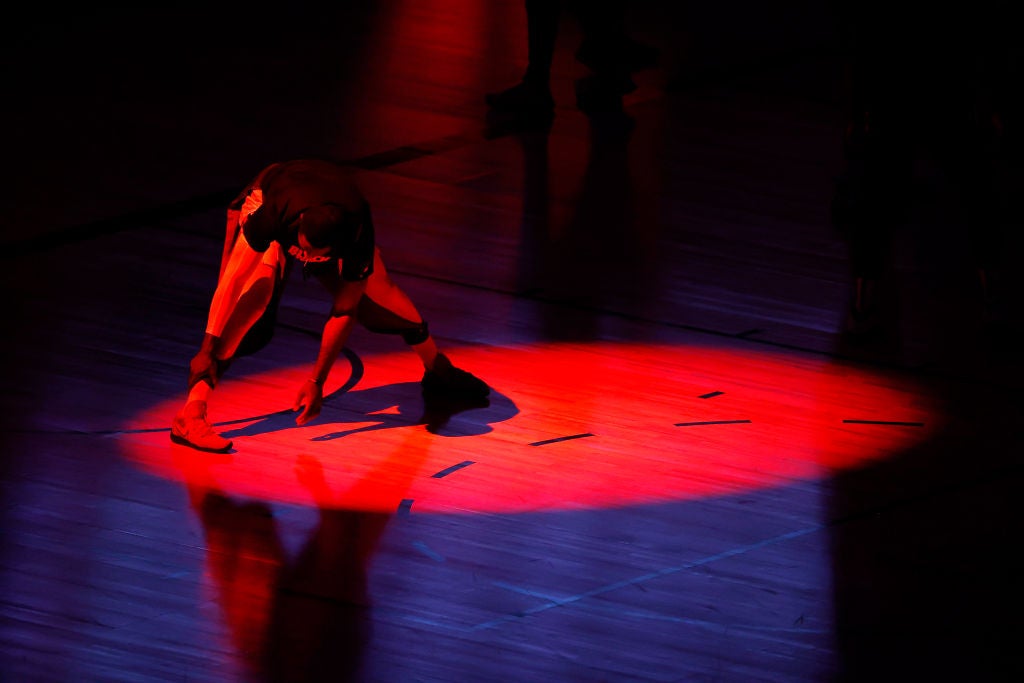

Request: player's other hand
left=293, top=379, right=324, bottom=426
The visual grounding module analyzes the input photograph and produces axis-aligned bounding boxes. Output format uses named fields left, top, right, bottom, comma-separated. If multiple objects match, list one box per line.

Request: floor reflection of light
left=119, top=342, right=940, bottom=512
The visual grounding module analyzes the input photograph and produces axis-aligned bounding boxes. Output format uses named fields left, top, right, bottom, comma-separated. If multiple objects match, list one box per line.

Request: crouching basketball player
left=171, top=158, right=489, bottom=453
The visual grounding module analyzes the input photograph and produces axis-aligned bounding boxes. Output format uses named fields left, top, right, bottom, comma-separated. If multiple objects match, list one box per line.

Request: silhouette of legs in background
left=486, top=0, right=659, bottom=129
left=831, top=4, right=1021, bottom=343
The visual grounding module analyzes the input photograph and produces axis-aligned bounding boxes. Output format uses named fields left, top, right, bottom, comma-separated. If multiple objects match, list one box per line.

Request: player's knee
left=400, top=321, right=430, bottom=346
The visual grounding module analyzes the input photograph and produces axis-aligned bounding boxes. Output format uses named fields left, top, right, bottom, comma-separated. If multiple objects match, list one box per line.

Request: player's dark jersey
left=232, top=159, right=375, bottom=281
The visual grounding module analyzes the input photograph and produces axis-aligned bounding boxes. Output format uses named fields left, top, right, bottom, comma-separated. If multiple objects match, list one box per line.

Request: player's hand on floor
left=293, top=379, right=324, bottom=425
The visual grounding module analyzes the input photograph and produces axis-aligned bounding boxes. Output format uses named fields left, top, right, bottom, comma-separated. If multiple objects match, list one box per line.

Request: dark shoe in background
left=485, top=80, right=556, bottom=137
left=486, top=81, right=555, bottom=117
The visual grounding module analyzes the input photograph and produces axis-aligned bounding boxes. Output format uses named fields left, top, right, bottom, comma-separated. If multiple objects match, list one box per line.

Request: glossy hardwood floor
left=2, top=2, right=1022, bottom=682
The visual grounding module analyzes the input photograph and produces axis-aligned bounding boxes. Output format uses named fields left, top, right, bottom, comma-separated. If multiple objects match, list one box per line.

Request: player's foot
left=422, top=353, right=490, bottom=400
left=170, top=400, right=232, bottom=453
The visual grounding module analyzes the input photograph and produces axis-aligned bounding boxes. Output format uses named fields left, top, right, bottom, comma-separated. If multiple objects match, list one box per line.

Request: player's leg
left=172, top=243, right=286, bottom=452
left=359, top=248, right=489, bottom=400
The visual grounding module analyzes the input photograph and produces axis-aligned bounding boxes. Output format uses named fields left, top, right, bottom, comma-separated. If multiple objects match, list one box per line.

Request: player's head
left=292, top=205, right=346, bottom=263
left=297, top=204, right=346, bottom=252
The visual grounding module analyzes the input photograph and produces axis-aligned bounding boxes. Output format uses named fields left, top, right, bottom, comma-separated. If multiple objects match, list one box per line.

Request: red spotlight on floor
left=119, top=342, right=939, bottom=512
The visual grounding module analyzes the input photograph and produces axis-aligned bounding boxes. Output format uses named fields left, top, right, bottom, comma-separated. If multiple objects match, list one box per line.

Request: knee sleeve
left=356, top=296, right=430, bottom=345
left=400, top=321, right=430, bottom=346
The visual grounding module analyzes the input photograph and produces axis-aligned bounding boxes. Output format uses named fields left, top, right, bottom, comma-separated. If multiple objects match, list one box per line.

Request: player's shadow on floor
left=221, top=382, right=518, bottom=442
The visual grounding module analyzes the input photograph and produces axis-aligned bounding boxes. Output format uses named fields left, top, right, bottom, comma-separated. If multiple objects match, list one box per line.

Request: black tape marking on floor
left=398, top=499, right=414, bottom=517
left=432, top=460, right=476, bottom=478
left=675, top=420, right=751, bottom=427
left=699, top=391, right=724, bottom=399
left=529, top=433, right=595, bottom=447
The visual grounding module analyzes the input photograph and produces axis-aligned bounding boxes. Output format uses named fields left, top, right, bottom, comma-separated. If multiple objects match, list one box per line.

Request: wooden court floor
left=2, top=2, right=1022, bottom=681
